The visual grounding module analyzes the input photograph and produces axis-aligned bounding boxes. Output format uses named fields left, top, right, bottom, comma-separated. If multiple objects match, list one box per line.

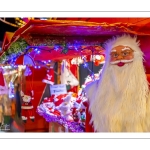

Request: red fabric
left=86, top=55, right=91, bottom=62
left=21, top=101, right=33, bottom=107
left=15, top=55, right=24, bottom=65
left=21, top=102, right=34, bottom=121
left=21, top=109, right=34, bottom=120
left=0, top=71, right=5, bottom=86
left=54, top=99, right=64, bottom=106
left=146, top=74, right=150, bottom=86
left=85, top=102, right=94, bottom=132
left=67, top=86, right=77, bottom=93
left=42, top=69, right=54, bottom=84
left=69, top=63, right=78, bottom=93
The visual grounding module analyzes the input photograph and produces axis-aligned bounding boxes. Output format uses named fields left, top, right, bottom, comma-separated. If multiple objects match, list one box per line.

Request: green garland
left=0, top=36, right=104, bottom=64
left=0, top=38, right=29, bottom=63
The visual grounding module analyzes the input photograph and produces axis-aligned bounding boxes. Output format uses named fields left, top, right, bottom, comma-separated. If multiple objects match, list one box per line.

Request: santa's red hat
left=42, top=69, right=54, bottom=85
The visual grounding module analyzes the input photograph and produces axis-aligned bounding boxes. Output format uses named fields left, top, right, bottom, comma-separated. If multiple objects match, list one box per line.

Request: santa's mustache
left=110, top=59, right=134, bottom=65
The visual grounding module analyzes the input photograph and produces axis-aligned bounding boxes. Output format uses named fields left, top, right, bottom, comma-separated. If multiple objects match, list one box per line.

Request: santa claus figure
left=21, top=90, right=35, bottom=123
left=85, top=34, right=150, bottom=132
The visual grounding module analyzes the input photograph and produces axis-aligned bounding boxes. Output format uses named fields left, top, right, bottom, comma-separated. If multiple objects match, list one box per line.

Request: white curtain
left=60, top=60, right=79, bottom=87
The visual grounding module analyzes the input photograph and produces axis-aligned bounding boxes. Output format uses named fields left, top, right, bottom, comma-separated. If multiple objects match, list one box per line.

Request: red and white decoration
left=37, top=71, right=102, bottom=129
left=42, top=69, right=54, bottom=85
left=0, top=67, right=9, bottom=95
left=60, top=60, right=79, bottom=88
left=82, top=73, right=100, bottom=89
left=37, top=89, right=88, bottom=124
left=15, top=54, right=35, bottom=66
left=71, top=55, right=105, bottom=66
left=21, top=90, right=35, bottom=123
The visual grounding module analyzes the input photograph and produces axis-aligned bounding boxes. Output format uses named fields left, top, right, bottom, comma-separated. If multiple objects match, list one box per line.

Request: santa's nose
left=117, top=54, right=123, bottom=60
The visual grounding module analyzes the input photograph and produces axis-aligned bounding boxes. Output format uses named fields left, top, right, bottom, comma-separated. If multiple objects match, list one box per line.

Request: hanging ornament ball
left=94, top=59, right=100, bottom=66
left=95, top=55, right=101, bottom=60
left=100, top=55, right=105, bottom=62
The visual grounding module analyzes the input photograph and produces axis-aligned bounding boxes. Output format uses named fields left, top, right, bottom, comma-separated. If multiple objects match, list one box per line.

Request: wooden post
left=77, top=64, right=80, bottom=92
left=57, top=61, right=61, bottom=84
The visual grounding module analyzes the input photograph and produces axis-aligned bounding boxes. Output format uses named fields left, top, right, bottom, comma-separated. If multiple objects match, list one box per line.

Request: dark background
left=0, top=18, right=18, bottom=50
left=79, top=61, right=102, bottom=86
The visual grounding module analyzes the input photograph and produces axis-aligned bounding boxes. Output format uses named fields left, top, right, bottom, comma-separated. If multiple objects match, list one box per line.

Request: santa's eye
left=111, top=53, right=118, bottom=58
left=122, top=51, right=129, bottom=56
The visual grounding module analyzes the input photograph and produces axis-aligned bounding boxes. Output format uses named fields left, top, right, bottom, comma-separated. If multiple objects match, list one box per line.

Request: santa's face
left=22, top=95, right=31, bottom=103
left=110, top=45, right=134, bottom=67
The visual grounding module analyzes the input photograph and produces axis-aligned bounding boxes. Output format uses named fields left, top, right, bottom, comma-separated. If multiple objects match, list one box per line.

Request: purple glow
left=37, top=107, right=84, bottom=132
left=83, top=63, right=88, bottom=68
left=37, top=50, right=41, bottom=54
left=34, top=48, right=38, bottom=51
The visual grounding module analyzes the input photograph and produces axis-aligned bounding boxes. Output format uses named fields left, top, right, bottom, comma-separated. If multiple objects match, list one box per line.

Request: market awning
left=1, top=19, right=150, bottom=73
left=1, top=31, right=14, bottom=52
left=3, top=19, right=150, bottom=51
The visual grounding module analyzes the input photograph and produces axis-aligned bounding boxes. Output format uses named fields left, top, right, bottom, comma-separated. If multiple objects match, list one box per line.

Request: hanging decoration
left=8, top=82, right=15, bottom=99
left=8, top=73, right=18, bottom=99
left=15, top=54, right=36, bottom=76
left=37, top=92, right=86, bottom=132
left=42, top=69, right=54, bottom=85
left=71, top=55, right=105, bottom=66
left=0, top=67, right=9, bottom=95
left=20, top=90, right=35, bottom=123
left=60, top=60, right=79, bottom=91
left=15, top=54, right=35, bottom=66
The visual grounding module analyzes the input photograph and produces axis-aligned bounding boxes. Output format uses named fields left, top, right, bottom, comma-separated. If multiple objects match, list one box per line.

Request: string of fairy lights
left=0, top=17, right=106, bottom=81
left=1, top=42, right=105, bottom=82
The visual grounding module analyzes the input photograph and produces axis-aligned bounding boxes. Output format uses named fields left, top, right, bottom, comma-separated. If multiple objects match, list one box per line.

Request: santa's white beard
left=86, top=58, right=150, bottom=132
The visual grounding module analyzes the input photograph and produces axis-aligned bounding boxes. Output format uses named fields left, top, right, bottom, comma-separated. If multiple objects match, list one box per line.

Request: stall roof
left=3, top=18, right=150, bottom=51
left=1, top=19, right=150, bottom=73
left=1, top=32, right=14, bottom=51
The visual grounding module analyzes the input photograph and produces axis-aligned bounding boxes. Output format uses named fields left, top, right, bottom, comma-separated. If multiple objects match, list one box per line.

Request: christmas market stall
left=1, top=19, right=150, bottom=132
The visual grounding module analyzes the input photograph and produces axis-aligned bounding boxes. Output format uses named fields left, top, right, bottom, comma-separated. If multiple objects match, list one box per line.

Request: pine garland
left=0, top=37, right=104, bottom=64
left=0, top=38, right=29, bottom=63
